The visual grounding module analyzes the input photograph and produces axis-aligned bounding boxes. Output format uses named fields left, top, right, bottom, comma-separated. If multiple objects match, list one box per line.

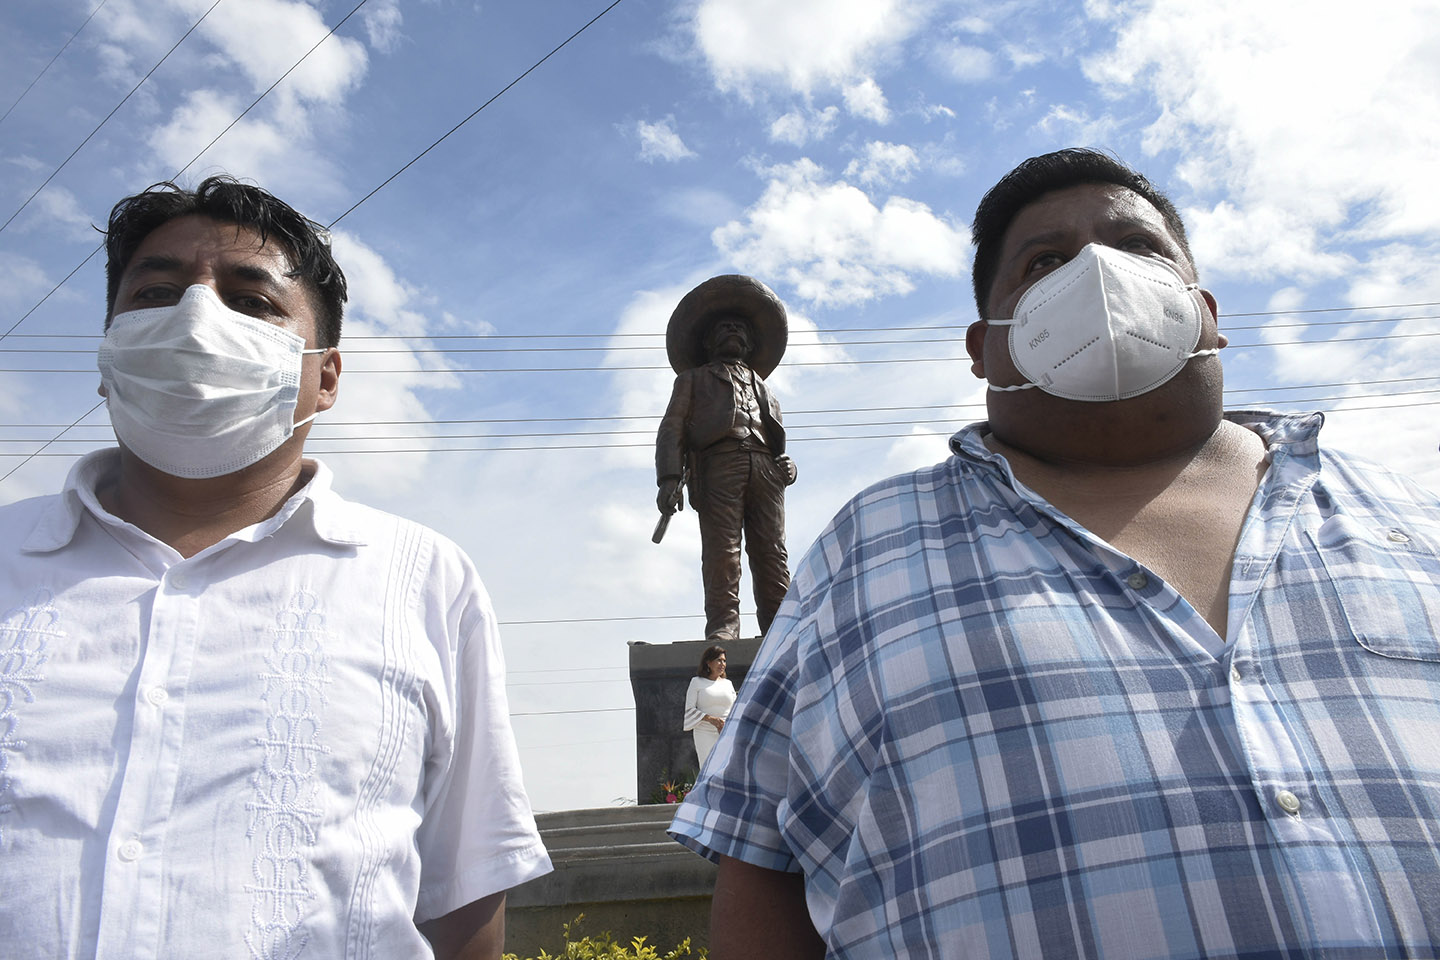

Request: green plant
left=504, top=914, right=707, bottom=960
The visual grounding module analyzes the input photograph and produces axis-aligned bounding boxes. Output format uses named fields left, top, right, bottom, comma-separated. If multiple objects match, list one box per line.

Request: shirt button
left=118, top=839, right=143, bottom=862
left=169, top=572, right=188, bottom=590
left=1126, top=572, right=1149, bottom=590
left=146, top=686, right=169, bottom=706
left=1276, top=790, right=1302, bottom=815
left=1231, top=665, right=1242, bottom=682
left=1388, top=529, right=1411, bottom=544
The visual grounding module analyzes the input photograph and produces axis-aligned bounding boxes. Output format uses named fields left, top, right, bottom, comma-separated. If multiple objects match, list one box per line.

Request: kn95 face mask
left=97, top=284, right=326, bottom=478
left=986, top=243, right=1218, bottom=402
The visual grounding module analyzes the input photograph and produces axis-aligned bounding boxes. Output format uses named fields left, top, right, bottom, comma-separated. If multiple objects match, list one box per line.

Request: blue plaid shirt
left=670, top=412, right=1440, bottom=959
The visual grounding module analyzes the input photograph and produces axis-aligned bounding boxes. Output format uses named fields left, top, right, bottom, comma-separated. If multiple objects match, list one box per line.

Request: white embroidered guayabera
left=245, top=590, right=332, bottom=960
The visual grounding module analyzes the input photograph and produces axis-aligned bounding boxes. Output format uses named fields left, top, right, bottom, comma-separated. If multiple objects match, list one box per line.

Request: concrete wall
left=628, top=637, right=760, bottom=803
left=506, top=804, right=716, bottom=956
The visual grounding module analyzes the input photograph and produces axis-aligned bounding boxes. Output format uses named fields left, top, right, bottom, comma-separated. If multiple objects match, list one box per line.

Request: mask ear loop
left=291, top=346, right=331, bottom=430
left=978, top=316, right=1043, bottom=392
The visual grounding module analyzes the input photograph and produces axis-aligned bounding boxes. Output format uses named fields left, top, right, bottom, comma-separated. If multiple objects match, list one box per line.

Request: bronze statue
left=654, top=275, right=797, bottom=641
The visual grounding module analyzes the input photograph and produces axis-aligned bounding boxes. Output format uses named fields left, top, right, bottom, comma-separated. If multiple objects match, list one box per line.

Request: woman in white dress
left=683, top=644, right=737, bottom=767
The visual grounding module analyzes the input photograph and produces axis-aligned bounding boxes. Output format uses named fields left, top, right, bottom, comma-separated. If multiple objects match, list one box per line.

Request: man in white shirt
left=0, top=176, right=551, bottom=959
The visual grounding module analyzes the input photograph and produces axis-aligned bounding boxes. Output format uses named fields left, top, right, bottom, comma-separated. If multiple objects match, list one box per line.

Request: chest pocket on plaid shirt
left=1311, top=515, right=1440, bottom=662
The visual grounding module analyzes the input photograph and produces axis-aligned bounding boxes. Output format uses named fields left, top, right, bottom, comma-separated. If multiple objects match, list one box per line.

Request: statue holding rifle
left=654, top=275, right=796, bottom=641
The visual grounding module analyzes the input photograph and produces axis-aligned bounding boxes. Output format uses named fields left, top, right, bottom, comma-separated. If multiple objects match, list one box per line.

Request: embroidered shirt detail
left=245, top=590, right=332, bottom=960
left=0, top=589, right=60, bottom=842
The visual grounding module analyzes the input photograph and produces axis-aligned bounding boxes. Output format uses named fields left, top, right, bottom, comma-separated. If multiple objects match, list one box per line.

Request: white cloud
left=17, top=188, right=96, bottom=242
left=635, top=117, right=697, bottom=163
left=1033, top=103, right=1117, bottom=146
left=1085, top=0, right=1440, bottom=282
left=0, top=253, right=53, bottom=312
left=935, top=42, right=996, bottom=82
left=1003, top=44, right=1044, bottom=68
left=150, top=89, right=296, bottom=183
left=198, top=0, right=369, bottom=105
left=713, top=159, right=970, bottom=306
left=362, top=0, right=405, bottom=53
left=769, top=107, right=839, bottom=146
left=845, top=141, right=920, bottom=186
left=842, top=78, right=891, bottom=123
left=317, top=232, right=462, bottom=498
left=692, top=0, right=919, bottom=98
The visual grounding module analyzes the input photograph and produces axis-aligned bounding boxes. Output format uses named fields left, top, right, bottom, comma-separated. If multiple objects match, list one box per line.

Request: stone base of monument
left=505, top=804, right=717, bottom=955
left=504, top=638, right=770, bottom=956
left=628, top=636, right=762, bottom=803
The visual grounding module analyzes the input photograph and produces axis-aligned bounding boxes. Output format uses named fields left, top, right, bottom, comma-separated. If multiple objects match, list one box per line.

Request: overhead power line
left=326, top=0, right=627, bottom=229
left=13, top=313, right=1440, bottom=356
left=1, top=0, right=629, bottom=347
left=16, top=391, right=1440, bottom=445
left=10, top=303, right=1439, bottom=346
left=0, top=0, right=369, bottom=348
left=0, top=0, right=110, bottom=128
left=0, top=0, right=226, bottom=238
left=10, top=398, right=1440, bottom=461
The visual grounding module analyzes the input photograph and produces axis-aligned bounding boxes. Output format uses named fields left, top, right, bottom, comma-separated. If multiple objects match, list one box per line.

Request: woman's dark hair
left=103, top=175, right=348, bottom=347
left=697, top=644, right=727, bottom=678
left=970, top=148, right=1193, bottom=318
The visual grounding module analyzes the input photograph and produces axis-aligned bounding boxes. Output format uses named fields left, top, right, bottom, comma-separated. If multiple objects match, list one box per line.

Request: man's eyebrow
left=124, top=254, right=184, bottom=276
left=1006, top=230, right=1069, bottom=260
left=227, top=263, right=289, bottom=287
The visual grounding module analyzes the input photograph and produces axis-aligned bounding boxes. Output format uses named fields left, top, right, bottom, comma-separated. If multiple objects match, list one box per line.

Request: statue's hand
left=657, top=477, right=683, bottom=513
left=775, top=455, right=798, bottom=486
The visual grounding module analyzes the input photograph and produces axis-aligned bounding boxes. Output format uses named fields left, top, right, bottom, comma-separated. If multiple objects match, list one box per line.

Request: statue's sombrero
left=665, top=275, right=788, bottom=377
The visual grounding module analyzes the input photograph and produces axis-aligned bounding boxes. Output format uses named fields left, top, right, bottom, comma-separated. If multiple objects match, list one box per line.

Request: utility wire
left=7, top=299, right=1439, bottom=349
left=12, top=380, right=1440, bottom=429
left=171, top=0, right=373, bottom=184
left=2, top=0, right=371, bottom=349
left=14, top=314, right=1440, bottom=355
left=0, top=0, right=226, bottom=237
left=6, top=381, right=1440, bottom=439
left=0, top=245, right=101, bottom=343
left=0, top=0, right=628, bottom=346
left=19, top=394, right=1440, bottom=444
left=0, top=399, right=103, bottom=483
left=14, top=399, right=1439, bottom=459
left=12, top=305, right=1440, bottom=345
left=326, top=0, right=627, bottom=229
left=0, top=0, right=110, bottom=128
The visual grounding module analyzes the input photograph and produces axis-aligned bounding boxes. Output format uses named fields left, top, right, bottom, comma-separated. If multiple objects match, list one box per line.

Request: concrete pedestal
left=628, top=637, right=760, bottom=803
left=506, top=804, right=717, bottom=956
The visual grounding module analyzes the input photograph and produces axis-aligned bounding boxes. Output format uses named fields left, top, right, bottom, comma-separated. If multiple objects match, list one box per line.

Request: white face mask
left=97, top=284, right=325, bottom=479
left=986, top=243, right=1219, bottom=402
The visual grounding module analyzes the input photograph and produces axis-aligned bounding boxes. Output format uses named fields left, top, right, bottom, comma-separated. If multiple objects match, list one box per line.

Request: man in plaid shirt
left=670, top=149, right=1440, bottom=958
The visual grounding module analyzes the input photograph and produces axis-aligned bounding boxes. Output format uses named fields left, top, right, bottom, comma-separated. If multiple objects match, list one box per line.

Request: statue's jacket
left=656, top=361, right=786, bottom=510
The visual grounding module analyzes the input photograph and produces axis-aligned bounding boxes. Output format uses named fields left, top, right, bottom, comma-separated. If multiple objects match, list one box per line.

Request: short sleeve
left=412, top=543, right=552, bottom=922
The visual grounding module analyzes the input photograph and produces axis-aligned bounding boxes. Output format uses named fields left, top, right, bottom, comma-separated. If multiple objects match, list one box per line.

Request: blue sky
left=3, top=0, right=1439, bottom=811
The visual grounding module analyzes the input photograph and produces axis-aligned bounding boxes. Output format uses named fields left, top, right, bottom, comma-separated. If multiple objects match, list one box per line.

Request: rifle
left=651, top=465, right=688, bottom=544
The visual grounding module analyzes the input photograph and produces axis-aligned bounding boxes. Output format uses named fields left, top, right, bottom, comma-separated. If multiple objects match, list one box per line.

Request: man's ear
left=965, top=320, right=989, bottom=379
left=316, top=348, right=341, bottom=412
left=1200, top=289, right=1227, bottom=348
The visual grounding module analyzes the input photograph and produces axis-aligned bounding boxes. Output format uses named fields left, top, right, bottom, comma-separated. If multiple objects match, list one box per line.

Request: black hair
left=970, top=148, right=1192, bottom=317
left=697, top=644, right=727, bottom=678
left=104, top=175, right=347, bottom=347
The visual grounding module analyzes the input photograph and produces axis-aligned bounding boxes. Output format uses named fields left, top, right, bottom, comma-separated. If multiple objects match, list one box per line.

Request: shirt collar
left=20, top=448, right=368, bottom=553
